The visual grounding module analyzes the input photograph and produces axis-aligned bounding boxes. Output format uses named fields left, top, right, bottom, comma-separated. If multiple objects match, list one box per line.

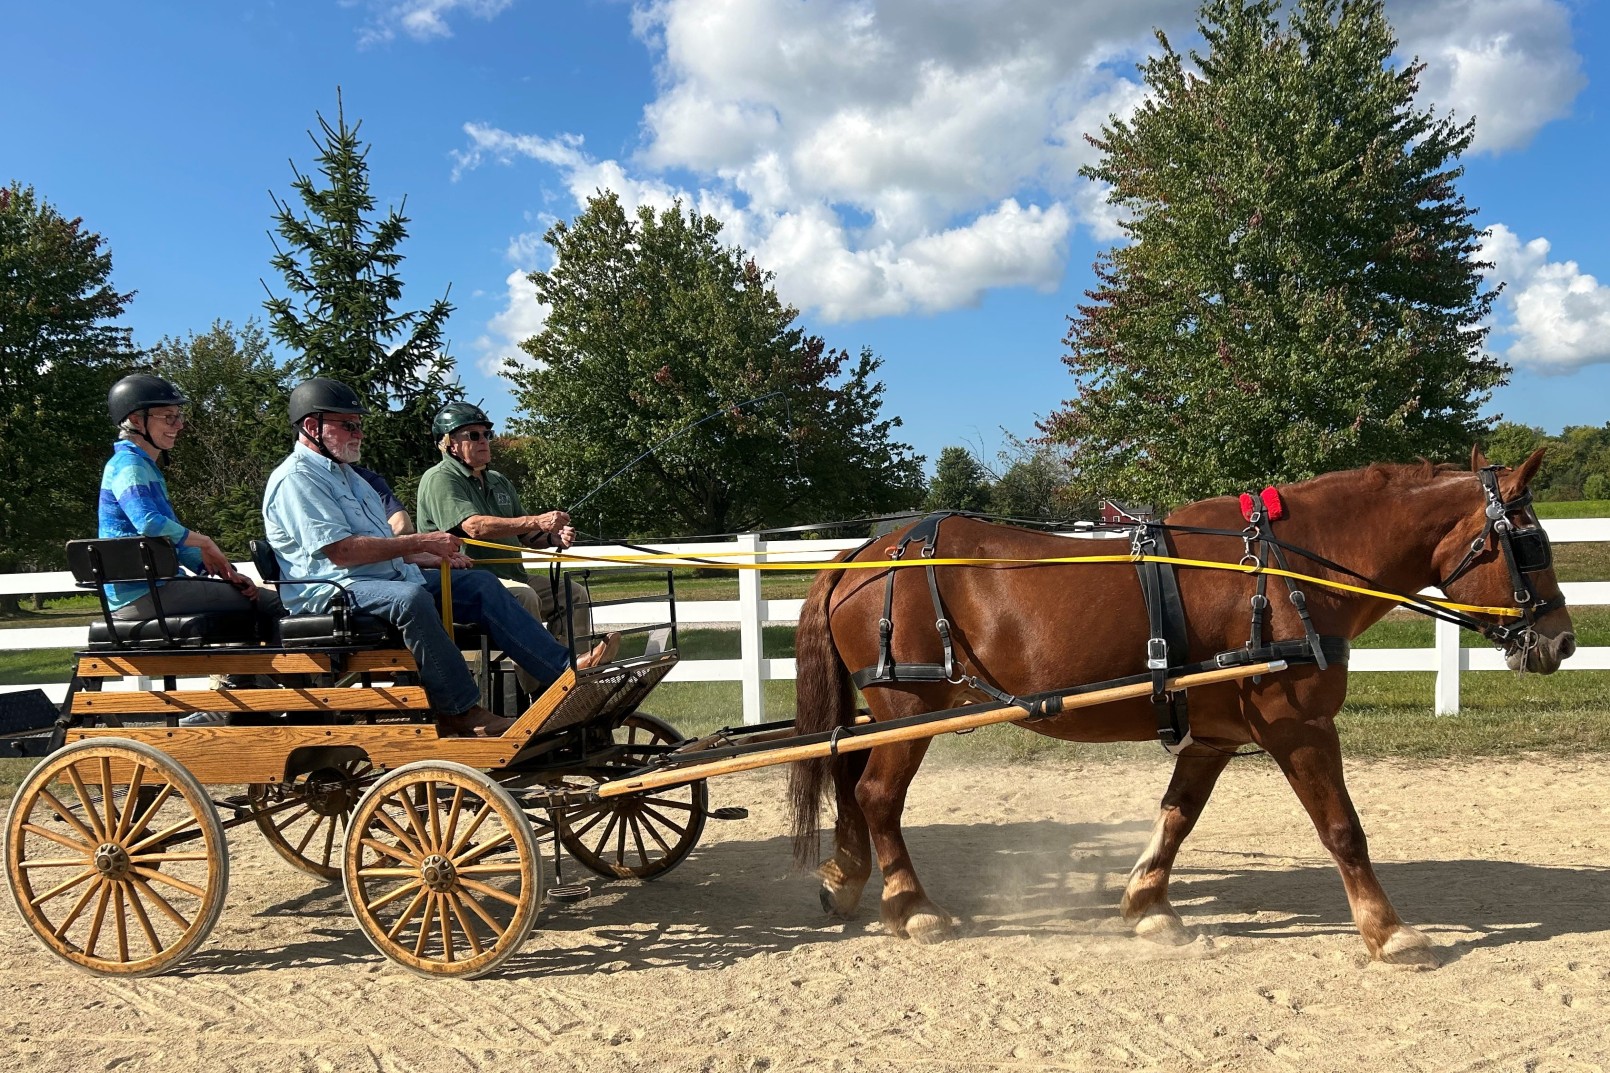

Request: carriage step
left=707, top=806, right=748, bottom=821
left=547, top=883, right=592, bottom=903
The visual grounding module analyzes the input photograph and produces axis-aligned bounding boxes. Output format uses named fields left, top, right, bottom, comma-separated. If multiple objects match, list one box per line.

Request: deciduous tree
left=507, top=192, right=922, bottom=538
left=1043, top=0, right=1505, bottom=506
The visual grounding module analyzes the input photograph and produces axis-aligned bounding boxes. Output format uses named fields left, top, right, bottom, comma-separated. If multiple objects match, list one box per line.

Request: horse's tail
left=789, top=551, right=857, bottom=869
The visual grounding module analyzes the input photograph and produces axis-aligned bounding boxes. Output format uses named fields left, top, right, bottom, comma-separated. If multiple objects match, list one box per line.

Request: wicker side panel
left=537, top=658, right=677, bottom=736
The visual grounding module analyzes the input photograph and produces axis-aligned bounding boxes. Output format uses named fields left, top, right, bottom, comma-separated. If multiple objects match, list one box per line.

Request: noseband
left=1437, top=466, right=1564, bottom=645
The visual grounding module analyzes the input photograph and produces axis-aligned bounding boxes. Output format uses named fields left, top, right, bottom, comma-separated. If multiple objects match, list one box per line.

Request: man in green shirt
left=416, top=403, right=604, bottom=694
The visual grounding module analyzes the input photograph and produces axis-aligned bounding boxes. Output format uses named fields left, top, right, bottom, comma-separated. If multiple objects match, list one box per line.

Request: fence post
left=1434, top=616, right=1461, bottom=714
left=737, top=532, right=766, bottom=725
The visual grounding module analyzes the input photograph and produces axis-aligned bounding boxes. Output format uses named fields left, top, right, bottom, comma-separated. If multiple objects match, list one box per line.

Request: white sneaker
left=179, top=711, right=230, bottom=727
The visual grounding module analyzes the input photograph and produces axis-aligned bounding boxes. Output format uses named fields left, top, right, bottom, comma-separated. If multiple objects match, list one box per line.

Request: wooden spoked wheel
left=343, top=761, right=540, bottom=978
left=4, top=739, right=228, bottom=976
left=247, top=759, right=375, bottom=882
left=557, top=712, right=708, bottom=881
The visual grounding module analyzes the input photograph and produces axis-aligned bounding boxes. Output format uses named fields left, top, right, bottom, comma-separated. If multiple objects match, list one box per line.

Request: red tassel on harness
left=1240, top=486, right=1287, bottom=521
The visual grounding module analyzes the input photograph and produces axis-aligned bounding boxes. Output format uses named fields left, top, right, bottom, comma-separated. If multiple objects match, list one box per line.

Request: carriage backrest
left=65, top=537, right=181, bottom=588
left=249, top=538, right=281, bottom=583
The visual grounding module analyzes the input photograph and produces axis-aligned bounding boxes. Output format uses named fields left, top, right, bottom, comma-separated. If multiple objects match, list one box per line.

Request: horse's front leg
left=1121, top=750, right=1234, bottom=944
left=1256, top=715, right=1436, bottom=966
left=857, top=737, right=955, bottom=943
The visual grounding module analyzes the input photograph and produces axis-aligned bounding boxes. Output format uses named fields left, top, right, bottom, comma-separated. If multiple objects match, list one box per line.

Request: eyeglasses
left=323, top=418, right=364, bottom=434
left=455, top=429, right=492, bottom=442
left=149, top=413, right=186, bottom=427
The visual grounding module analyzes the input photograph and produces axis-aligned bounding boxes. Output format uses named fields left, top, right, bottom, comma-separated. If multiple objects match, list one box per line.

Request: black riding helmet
left=109, top=373, right=188, bottom=426
left=288, top=377, right=367, bottom=427
left=432, top=401, right=493, bottom=440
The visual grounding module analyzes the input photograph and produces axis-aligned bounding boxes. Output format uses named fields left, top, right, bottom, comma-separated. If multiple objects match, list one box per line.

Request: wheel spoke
left=128, top=851, right=211, bottom=864
left=128, top=813, right=199, bottom=857
left=590, top=809, right=623, bottom=859
left=85, top=880, right=113, bottom=958
left=627, top=814, right=651, bottom=868
left=131, top=865, right=206, bottom=900
left=122, top=784, right=176, bottom=846
left=412, top=894, right=435, bottom=957
left=637, top=795, right=697, bottom=814
left=439, top=893, right=454, bottom=964
left=272, top=804, right=314, bottom=835
left=383, top=886, right=430, bottom=942
left=98, top=757, right=117, bottom=840
left=455, top=831, right=513, bottom=868
left=20, top=822, right=95, bottom=856
left=123, top=879, right=164, bottom=957
left=427, top=781, right=443, bottom=849
left=114, top=764, right=147, bottom=841
left=398, top=788, right=433, bottom=854
left=637, top=811, right=675, bottom=856
left=357, top=866, right=421, bottom=878
left=359, top=836, right=419, bottom=866
left=114, top=883, right=131, bottom=963
left=128, top=875, right=189, bottom=929
left=638, top=801, right=691, bottom=837
left=565, top=807, right=610, bottom=841
left=371, top=808, right=425, bottom=859
left=320, top=811, right=339, bottom=868
left=446, top=802, right=493, bottom=858
left=454, top=863, right=525, bottom=876
left=367, top=878, right=424, bottom=911
left=447, top=892, right=483, bottom=956
left=65, top=765, right=105, bottom=841
left=458, top=877, right=522, bottom=907
left=28, top=867, right=96, bottom=907
left=443, top=785, right=466, bottom=849
left=36, top=788, right=99, bottom=847
left=52, top=878, right=103, bottom=938
left=293, top=814, right=328, bottom=857
left=18, top=857, right=93, bottom=871
left=455, top=887, right=506, bottom=937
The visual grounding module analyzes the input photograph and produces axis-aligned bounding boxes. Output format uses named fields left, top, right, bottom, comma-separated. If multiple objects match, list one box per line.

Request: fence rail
left=2, top=524, right=1606, bottom=723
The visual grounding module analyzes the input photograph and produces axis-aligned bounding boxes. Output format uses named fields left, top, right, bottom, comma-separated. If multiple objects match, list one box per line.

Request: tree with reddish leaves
left=1042, top=0, right=1504, bottom=507
left=0, top=182, right=139, bottom=578
left=506, top=191, right=922, bottom=538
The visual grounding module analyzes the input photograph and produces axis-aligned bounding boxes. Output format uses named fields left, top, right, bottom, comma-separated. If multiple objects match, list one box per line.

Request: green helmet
left=433, top=401, right=493, bottom=440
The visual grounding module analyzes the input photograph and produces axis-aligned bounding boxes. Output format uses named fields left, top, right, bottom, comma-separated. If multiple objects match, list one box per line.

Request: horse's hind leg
left=819, top=751, right=872, bottom=918
left=1121, top=751, right=1234, bottom=944
left=1258, top=718, right=1436, bottom=966
left=858, top=737, right=955, bottom=943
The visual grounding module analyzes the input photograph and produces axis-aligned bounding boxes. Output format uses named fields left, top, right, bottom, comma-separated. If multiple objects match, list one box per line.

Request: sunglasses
left=455, top=429, right=492, bottom=442
left=323, top=418, right=364, bottom=434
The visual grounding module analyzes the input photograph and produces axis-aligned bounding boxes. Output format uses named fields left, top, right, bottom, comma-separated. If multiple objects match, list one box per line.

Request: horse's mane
left=1305, top=458, right=1465, bottom=495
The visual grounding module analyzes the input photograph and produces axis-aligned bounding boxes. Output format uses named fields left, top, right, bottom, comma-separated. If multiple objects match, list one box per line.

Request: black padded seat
left=276, top=609, right=396, bottom=648
left=87, top=611, right=259, bottom=649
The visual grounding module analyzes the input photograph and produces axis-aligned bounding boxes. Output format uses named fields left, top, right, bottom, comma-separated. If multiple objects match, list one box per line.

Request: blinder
left=1437, top=465, right=1560, bottom=642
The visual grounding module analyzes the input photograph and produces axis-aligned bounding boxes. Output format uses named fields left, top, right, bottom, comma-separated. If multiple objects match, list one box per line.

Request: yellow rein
left=453, top=536, right=1524, bottom=620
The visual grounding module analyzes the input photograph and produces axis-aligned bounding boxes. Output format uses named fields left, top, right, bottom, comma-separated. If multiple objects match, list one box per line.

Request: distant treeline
left=1486, top=422, right=1610, bottom=501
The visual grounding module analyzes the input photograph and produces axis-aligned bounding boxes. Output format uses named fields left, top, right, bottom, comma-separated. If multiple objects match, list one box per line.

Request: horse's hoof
left=903, top=909, right=956, bottom=945
left=819, top=882, right=860, bottom=919
left=1132, top=910, right=1192, bottom=946
left=1378, top=927, right=1438, bottom=969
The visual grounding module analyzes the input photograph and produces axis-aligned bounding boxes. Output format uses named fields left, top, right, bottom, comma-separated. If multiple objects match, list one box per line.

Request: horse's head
left=1433, top=446, right=1575, bottom=674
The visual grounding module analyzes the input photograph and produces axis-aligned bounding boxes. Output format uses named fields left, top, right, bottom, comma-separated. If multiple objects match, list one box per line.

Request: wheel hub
left=419, top=854, right=457, bottom=892
left=93, top=842, right=131, bottom=880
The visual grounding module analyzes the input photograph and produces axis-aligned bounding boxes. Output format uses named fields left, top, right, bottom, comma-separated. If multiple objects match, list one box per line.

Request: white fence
left=2, top=524, right=1607, bottom=724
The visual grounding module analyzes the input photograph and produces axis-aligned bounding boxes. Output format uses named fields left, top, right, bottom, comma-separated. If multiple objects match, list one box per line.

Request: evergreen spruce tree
left=264, top=92, right=458, bottom=484
left=1042, top=0, right=1505, bottom=506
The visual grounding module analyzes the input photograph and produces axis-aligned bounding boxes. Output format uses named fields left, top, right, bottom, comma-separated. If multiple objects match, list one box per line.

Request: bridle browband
left=1434, top=465, right=1564, bottom=645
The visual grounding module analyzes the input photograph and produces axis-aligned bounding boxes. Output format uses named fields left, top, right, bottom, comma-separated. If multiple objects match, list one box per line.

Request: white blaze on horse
left=789, top=448, right=1574, bottom=965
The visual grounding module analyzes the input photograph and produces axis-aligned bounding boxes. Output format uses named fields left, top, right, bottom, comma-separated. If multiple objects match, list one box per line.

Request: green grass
left=1534, top=500, right=1610, bottom=519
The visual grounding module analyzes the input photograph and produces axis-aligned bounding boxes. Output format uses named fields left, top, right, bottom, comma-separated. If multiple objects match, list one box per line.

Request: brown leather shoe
left=437, top=704, right=516, bottom=738
left=576, top=632, right=621, bottom=671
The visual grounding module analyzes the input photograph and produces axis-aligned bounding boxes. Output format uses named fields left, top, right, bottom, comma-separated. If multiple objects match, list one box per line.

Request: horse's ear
left=1501, top=446, right=1548, bottom=496
left=1470, top=444, right=1490, bottom=471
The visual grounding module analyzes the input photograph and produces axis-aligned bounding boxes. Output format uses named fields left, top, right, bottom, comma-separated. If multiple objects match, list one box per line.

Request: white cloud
left=1480, top=225, right=1610, bottom=371
left=472, top=267, right=548, bottom=376
left=356, top=0, right=513, bottom=47
left=1394, top=0, right=1585, bottom=152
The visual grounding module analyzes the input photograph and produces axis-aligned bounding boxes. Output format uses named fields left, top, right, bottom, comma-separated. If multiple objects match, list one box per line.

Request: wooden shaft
left=597, top=660, right=1287, bottom=798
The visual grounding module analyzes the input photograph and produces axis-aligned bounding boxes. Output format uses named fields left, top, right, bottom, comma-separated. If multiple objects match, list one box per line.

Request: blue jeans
left=342, top=571, right=571, bottom=715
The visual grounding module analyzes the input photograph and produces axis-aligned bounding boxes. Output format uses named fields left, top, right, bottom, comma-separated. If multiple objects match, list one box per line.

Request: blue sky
left=7, top=0, right=1609, bottom=475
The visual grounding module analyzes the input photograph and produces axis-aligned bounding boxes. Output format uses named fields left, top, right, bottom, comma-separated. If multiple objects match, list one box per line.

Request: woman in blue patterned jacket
left=99, top=373, right=279, bottom=626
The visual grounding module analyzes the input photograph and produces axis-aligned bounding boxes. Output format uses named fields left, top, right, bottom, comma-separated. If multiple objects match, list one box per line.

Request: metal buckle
left=1146, top=637, right=1168, bottom=670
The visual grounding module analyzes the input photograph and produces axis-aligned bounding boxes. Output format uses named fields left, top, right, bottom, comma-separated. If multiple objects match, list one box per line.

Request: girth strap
left=1133, top=523, right=1191, bottom=749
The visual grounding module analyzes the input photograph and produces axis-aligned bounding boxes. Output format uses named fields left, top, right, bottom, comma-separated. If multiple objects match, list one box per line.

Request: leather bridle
left=1437, top=466, right=1565, bottom=645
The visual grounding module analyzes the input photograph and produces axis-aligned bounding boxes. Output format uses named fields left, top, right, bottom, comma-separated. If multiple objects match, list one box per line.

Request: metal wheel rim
left=343, top=761, right=541, bottom=979
left=557, top=713, right=708, bottom=882
left=248, top=759, right=375, bottom=882
left=5, top=739, right=229, bottom=977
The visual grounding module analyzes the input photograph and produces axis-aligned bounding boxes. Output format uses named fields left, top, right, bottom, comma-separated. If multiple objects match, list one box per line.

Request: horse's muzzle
left=1504, top=630, right=1576, bottom=674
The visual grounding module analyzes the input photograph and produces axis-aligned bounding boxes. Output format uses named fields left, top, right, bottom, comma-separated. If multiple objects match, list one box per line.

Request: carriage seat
left=67, top=538, right=260, bottom=650
left=249, top=539, right=396, bottom=648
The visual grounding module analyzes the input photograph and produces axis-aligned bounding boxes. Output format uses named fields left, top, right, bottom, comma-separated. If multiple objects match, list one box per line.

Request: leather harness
left=849, top=508, right=1351, bottom=751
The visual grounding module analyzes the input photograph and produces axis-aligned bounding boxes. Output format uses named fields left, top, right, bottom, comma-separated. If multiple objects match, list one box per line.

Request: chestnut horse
left=789, top=448, right=1575, bottom=965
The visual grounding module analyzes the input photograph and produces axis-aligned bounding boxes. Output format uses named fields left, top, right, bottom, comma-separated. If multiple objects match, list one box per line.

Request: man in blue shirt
left=262, top=378, right=608, bottom=738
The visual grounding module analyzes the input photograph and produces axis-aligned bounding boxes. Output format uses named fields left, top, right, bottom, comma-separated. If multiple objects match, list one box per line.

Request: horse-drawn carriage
left=2, top=449, right=1578, bottom=976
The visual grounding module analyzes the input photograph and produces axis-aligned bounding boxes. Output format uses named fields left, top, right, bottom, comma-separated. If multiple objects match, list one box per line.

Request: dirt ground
left=5, top=753, right=1610, bottom=1073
